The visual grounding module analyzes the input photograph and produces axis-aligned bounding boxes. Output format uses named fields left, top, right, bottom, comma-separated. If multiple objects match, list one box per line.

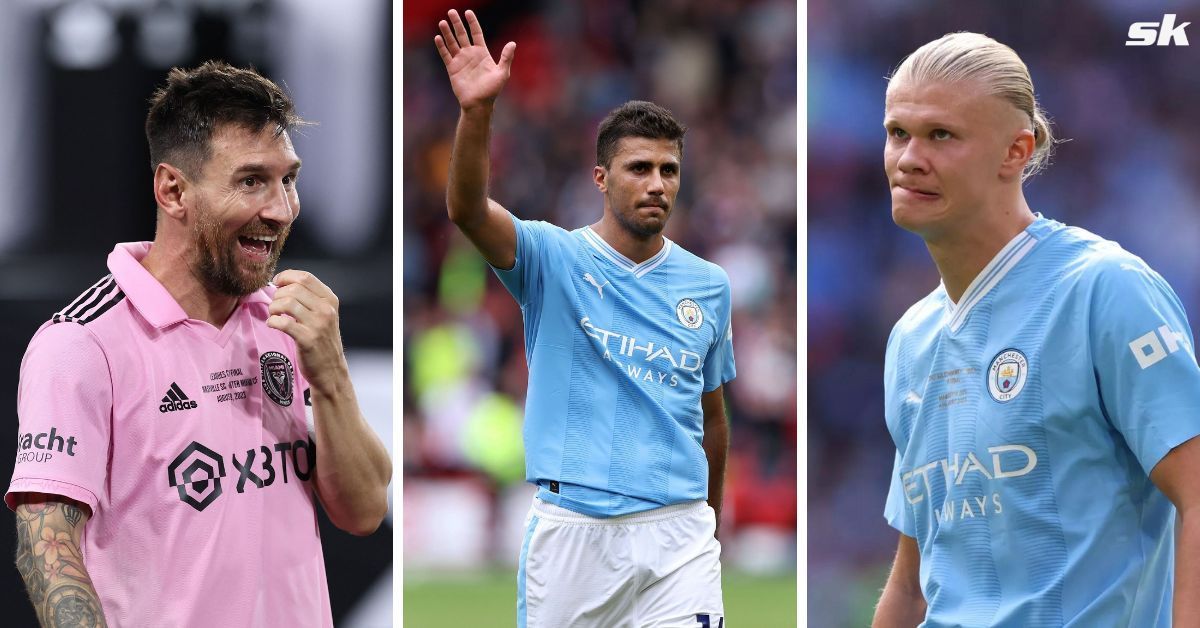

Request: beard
left=190, top=202, right=290, bottom=297
left=613, top=202, right=669, bottom=239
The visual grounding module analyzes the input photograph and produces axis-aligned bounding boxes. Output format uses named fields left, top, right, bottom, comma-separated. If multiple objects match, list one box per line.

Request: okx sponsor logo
left=167, top=437, right=316, bottom=512
left=15, top=427, right=78, bottom=464
left=1129, top=324, right=1189, bottom=369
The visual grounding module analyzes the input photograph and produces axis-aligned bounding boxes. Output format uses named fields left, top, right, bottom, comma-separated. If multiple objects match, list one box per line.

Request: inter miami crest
left=987, top=348, right=1028, bottom=403
left=260, top=351, right=295, bottom=407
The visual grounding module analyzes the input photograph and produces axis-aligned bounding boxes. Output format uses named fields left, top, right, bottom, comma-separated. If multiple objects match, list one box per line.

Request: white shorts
left=517, top=497, right=725, bottom=628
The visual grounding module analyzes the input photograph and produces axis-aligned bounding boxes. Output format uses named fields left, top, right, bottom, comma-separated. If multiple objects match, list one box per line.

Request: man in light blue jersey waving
left=435, top=9, right=735, bottom=628
left=873, top=32, right=1200, bottom=628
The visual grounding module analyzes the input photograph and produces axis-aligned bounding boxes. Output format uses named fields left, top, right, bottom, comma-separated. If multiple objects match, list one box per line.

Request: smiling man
left=436, top=9, right=735, bottom=627
left=873, top=33, right=1200, bottom=628
left=6, top=61, right=391, bottom=627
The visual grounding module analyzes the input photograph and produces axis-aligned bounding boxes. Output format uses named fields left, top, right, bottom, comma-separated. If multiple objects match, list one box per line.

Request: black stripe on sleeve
left=67, top=279, right=118, bottom=320
left=78, top=291, right=126, bottom=325
left=55, top=275, right=113, bottom=319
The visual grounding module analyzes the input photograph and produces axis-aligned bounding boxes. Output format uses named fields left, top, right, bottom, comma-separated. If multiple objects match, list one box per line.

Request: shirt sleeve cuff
left=5, top=477, right=100, bottom=516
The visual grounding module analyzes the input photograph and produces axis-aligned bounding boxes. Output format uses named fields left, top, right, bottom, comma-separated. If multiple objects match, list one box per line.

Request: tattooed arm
left=13, top=492, right=108, bottom=628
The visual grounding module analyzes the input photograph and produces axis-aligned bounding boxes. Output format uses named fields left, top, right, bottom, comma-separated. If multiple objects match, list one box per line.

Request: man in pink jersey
left=6, top=61, right=391, bottom=627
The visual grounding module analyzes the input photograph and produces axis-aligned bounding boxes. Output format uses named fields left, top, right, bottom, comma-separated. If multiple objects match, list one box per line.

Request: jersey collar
left=107, top=241, right=272, bottom=329
left=579, top=227, right=673, bottom=278
left=945, top=216, right=1053, bottom=333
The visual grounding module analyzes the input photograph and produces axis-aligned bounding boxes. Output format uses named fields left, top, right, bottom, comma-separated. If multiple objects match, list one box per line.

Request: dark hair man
left=437, top=10, right=736, bottom=627
left=7, top=61, right=391, bottom=627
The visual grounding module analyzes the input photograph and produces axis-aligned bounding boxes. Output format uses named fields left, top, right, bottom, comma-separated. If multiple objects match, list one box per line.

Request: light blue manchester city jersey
left=494, top=216, right=736, bottom=518
left=883, top=216, right=1200, bottom=627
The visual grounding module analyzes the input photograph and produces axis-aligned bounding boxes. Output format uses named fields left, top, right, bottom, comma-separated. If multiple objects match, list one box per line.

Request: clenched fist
left=267, top=269, right=349, bottom=395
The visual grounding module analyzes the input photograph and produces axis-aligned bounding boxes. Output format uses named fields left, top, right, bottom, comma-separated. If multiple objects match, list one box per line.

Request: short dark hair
left=595, top=101, right=686, bottom=168
left=144, top=60, right=308, bottom=177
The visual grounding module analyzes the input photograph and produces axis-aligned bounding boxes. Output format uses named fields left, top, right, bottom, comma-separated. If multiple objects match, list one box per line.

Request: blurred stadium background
left=0, top=1, right=392, bottom=626
left=809, top=0, right=1200, bottom=624
left=403, top=0, right=797, bottom=625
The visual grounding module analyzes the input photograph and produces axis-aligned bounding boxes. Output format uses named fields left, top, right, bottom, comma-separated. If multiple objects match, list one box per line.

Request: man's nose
left=896, top=139, right=929, bottom=174
left=647, top=170, right=665, bottom=194
left=260, top=183, right=297, bottom=225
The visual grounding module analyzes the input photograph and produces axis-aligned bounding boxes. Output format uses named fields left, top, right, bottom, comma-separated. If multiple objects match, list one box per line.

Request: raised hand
left=267, top=270, right=349, bottom=395
left=435, top=9, right=516, bottom=111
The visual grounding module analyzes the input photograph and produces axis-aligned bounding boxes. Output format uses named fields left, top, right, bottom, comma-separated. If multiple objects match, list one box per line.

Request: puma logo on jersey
left=582, top=272, right=610, bottom=299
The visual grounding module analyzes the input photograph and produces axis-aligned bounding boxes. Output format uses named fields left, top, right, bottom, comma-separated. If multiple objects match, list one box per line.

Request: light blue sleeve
left=881, top=322, right=916, bottom=535
left=1090, top=259, right=1200, bottom=476
left=491, top=215, right=548, bottom=308
left=702, top=268, right=736, bottom=392
left=884, top=451, right=917, bottom=536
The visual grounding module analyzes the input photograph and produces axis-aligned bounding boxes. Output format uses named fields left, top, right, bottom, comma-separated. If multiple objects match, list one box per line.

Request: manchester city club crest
left=260, top=351, right=295, bottom=407
left=676, top=298, right=703, bottom=330
left=987, top=348, right=1028, bottom=403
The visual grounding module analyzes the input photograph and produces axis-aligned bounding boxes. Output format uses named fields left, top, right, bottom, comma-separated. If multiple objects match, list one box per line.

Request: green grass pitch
left=404, top=570, right=797, bottom=626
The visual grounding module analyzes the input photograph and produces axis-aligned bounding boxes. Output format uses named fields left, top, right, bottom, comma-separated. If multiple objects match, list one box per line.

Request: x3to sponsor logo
left=167, top=442, right=225, bottom=511
left=167, top=438, right=316, bottom=512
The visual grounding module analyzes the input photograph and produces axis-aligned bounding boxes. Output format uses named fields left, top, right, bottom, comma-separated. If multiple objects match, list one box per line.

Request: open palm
left=435, top=9, right=516, bottom=110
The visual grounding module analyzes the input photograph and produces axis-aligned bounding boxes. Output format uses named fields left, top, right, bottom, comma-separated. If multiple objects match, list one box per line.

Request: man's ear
left=153, top=163, right=190, bottom=219
left=593, top=165, right=608, bottom=193
left=999, top=129, right=1036, bottom=181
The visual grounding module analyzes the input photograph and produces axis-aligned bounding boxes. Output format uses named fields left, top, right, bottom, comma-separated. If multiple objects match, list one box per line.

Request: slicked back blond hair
left=890, top=32, right=1056, bottom=180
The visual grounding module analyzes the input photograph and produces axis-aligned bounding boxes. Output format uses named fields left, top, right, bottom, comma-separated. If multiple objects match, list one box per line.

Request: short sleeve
left=297, top=369, right=315, bottom=437
left=6, top=322, right=113, bottom=514
left=884, top=451, right=917, bottom=536
left=702, top=270, right=736, bottom=392
left=1090, top=260, right=1200, bottom=476
left=491, top=214, right=549, bottom=307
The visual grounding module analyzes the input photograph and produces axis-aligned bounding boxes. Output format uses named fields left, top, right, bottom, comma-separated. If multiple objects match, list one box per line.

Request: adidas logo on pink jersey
left=159, top=382, right=198, bottom=413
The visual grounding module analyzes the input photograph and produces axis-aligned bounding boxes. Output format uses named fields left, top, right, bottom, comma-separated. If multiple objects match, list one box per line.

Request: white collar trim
left=946, top=229, right=1038, bottom=333
left=580, top=227, right=673, bottom=278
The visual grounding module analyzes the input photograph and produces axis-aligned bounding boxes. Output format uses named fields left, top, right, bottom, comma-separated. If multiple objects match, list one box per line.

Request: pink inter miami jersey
left=5, top=242, right=332, bottom=628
